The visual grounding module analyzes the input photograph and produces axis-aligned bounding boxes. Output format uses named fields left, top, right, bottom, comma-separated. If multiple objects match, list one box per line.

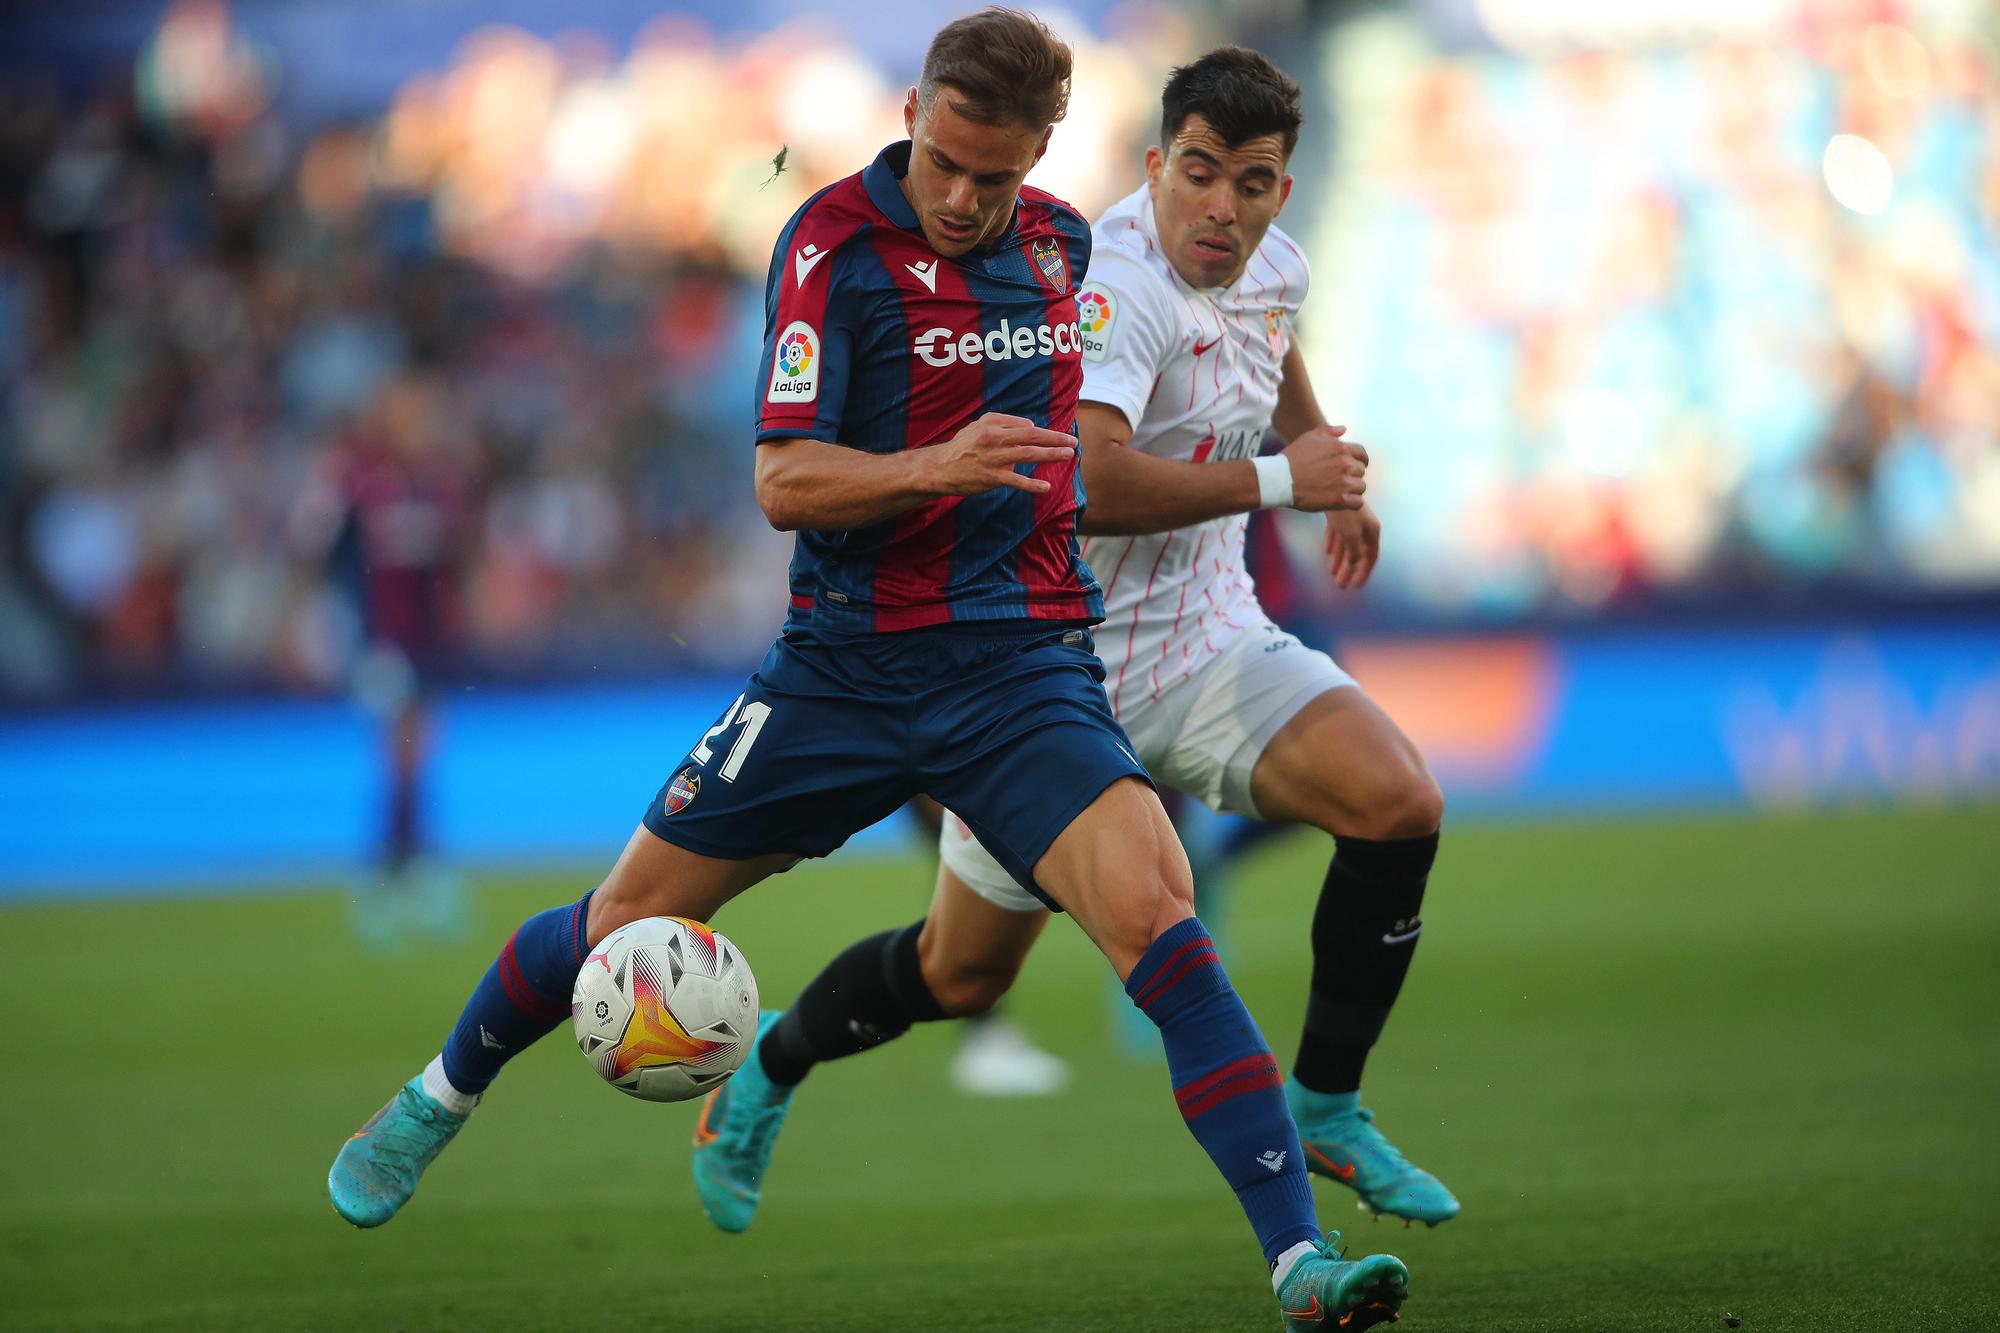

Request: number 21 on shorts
left=691, top=694, right=772, bottom=782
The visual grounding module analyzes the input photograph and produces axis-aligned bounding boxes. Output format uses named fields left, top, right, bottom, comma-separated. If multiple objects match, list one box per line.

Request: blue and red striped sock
left=438, top=892, right=592, bottom=1096
left=1126, top=916, right=1319, bottom=1264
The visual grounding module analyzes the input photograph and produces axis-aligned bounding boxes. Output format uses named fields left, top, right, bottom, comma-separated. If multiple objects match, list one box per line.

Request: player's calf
left=1125, top=916, right=1322, bottom=1267
left=755, top=922, right=948, bottom=1086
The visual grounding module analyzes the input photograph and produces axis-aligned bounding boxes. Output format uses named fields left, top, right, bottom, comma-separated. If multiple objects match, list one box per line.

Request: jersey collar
left=864, top=141, right=922, bottom=230
left=863, top=140, right=1021, bottom=255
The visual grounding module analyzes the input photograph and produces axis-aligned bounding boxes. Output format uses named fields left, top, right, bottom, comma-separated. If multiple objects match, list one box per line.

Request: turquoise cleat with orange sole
left=690, top=1010, right=793, bottom=1234
left=1276, top=1232, right=1410, bottom=1330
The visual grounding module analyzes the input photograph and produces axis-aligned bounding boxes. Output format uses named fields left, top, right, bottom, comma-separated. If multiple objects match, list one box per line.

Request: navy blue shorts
left=641, top=622, right=1149, bottom=909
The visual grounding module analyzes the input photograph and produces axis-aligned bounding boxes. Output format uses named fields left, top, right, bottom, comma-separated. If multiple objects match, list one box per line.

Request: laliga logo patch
left=1031, top=236, right=1068, bottom=293
left=1077, top=284, right=1114, bottom=363
left=663, top=766, right=701, bottom=816
left=767, top=321, right=820, bottom=404
left=1265, top=307, right=1288, bottom=356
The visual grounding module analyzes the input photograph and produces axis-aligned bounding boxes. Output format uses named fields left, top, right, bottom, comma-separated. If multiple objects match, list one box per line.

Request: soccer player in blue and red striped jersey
left=327, top=10, right=1405, bottom=1326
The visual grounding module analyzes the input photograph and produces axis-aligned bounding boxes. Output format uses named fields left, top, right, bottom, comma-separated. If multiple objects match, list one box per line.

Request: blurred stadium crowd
left=1309, top=1, right=2000, bottom=619
left=0, top=0, right=1994, bottom=703
left=0, top=2, right=1176, bottom=701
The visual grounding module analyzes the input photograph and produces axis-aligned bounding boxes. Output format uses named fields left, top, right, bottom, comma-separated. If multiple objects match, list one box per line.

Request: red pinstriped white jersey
left=1075, top=185, right=1311, bottom=718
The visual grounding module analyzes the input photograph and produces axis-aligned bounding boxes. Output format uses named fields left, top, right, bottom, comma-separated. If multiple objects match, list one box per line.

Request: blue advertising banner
left=2, top=622, right=1994, bottom=897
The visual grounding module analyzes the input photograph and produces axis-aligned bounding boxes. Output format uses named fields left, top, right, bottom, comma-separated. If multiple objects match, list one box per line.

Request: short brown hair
left=918, top=7, right=1072, bottom=129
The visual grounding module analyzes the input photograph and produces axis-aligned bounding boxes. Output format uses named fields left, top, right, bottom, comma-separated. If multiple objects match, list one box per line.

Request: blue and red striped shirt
left=755, top=141, right=1103, bottom=634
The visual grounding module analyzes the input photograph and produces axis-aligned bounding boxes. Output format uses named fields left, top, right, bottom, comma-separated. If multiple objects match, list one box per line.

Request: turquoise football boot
left=690, top=1010, right=793, bottom=1233
left=1276, top=1232, right=1409, bottom=1330
left=328, top=1077, right=469, bottom=1227
left=1288, top=1089, right=1460, bottom=1227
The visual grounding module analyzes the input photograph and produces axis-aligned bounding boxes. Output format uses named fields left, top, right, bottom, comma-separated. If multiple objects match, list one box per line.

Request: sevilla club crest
left=1032, top=236, right=1068, bottom=293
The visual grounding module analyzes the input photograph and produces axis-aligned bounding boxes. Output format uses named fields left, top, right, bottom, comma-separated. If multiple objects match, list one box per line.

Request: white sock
left=420, top=1055, right=480, bottom=1117
left=1270, top=1239, right=1321, bottom=1293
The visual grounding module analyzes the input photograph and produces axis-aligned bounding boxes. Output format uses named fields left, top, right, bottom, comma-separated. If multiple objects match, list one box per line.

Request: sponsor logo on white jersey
left=1202, top=426, right=1265, bottom=463
left=768, top=321, right=821, bottom=404
left=913, top=318, right=1080, bottom=368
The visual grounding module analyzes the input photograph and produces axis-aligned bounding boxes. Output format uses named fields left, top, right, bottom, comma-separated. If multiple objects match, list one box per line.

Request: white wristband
left=1252, top=454, right=1294, bottom=509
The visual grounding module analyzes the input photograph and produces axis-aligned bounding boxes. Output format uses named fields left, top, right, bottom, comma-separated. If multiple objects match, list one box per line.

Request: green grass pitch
left=2, top=807, right=1995, bottom=1331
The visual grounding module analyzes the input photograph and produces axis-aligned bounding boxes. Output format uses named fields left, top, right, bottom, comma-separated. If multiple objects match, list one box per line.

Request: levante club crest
left=1032, top=236, right=1068, bottom=293
left=663, top=766, right=700, bottom=815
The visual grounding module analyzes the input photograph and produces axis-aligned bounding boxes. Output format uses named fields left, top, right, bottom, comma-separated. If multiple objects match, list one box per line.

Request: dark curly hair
left=1160, top=46, right=1304, bottom=158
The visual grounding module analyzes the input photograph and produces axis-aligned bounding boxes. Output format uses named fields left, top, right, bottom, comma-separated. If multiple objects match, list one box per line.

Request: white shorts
left=939, top=618, right=1355, bottom=913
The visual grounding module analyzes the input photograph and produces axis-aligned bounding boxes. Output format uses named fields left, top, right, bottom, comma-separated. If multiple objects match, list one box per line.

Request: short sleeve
left=1075, top=249, right=1177, bottom=432
left=755, top=232, right=863, bottom=444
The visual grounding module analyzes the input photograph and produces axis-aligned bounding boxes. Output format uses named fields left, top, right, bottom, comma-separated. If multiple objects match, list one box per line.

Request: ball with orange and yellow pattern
left=571, top=916, right=759, bottom=1102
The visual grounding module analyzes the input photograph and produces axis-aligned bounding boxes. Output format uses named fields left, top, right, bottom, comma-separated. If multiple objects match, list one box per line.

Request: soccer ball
left=571, top=916, right=759, bottom=1103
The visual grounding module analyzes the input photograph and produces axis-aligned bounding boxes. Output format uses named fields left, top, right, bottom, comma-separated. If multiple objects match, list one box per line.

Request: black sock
left=758, top=923, right=947, bottom=1086
left=1292, top=832, right=1438, bottom=1096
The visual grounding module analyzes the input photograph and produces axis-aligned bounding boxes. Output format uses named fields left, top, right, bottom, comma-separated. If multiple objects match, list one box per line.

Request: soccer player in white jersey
left=694, top=44, right=1456, bottom=1257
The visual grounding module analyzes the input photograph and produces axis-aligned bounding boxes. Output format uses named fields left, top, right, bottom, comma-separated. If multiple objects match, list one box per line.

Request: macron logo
left=1258, top=1150, right=1287, bottom=1173
left=906, top=259, right=938, bottom=293
left=479, top=1026, right=505, bottom=1051
left=794, top=244, right=828, bottom=286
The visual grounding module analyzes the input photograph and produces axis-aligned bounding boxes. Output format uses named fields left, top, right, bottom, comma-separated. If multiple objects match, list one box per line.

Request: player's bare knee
left=917, top=936, right=1018, bottom=1017
left=583, top=878, right=657, bottom=943
left=1353, top=767, right=1444, bottom=841
left=925, top=962, right=1016, bottom=1018
left=1101, top=872, right=1196, bottom=964
left=916, top=921, right=1022, bottom=1017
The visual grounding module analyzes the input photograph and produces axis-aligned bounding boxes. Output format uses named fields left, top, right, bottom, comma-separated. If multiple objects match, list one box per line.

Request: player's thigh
left=585, top=823, right=794, bottom=946
left=1248, top=684, right=1443, bottom=840
left=1160, top=622, right=1355, bottom=819
left=1033, top=777, right=1194, bottom=980
left=921, top=629, right=1150, bottom=913
left=918, top=836, right=1052, bottom=1016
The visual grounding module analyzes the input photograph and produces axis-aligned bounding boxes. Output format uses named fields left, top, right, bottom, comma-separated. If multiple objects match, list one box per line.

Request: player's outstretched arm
left=755, top=414, right=1077, bottom=532
left=1076, top=400, right=1368, bottom=538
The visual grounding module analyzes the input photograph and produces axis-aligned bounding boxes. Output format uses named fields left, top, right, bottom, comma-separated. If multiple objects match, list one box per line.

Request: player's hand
left=924, top=412, right=1077, bottom=497
left=1281, top=425, right=1368, bottom=512
left=1324, top=502, right=1380, bottom=590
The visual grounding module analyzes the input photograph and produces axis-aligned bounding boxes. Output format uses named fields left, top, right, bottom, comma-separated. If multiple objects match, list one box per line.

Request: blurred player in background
left=329, top=11, right=1405, bottom=1326
left=297, top=372, right=470, bottom=947
left=696, top=46, right=1459, bottom=1237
